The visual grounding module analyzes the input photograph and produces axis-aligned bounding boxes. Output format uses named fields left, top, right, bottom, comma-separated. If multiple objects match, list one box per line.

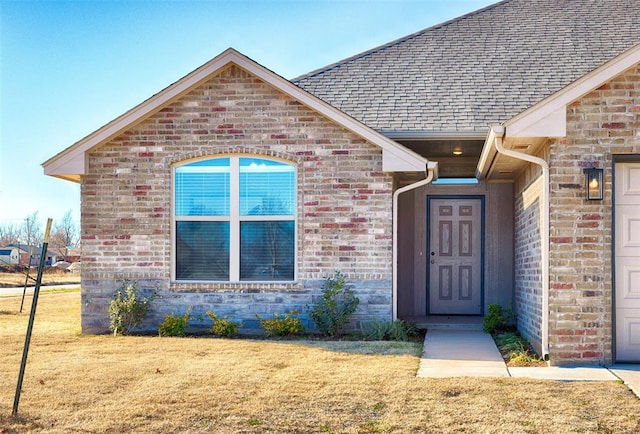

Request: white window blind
left=175, top=158, right=230, bottom=216
left=174, top=156, right=296, bottom=282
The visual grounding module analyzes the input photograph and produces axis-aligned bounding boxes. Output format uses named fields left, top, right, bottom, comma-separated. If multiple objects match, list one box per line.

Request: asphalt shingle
left=294, top=0, right=640, bottom=134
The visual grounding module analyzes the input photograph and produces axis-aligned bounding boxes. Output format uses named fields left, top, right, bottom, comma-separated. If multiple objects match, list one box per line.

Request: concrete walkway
left=417, top=330, right=640, bottom=398
left=417, top=330, right=509, bottom=377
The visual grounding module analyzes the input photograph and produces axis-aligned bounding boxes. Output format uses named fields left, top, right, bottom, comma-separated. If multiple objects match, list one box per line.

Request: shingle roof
left=293, top=0, right=640, bottom=135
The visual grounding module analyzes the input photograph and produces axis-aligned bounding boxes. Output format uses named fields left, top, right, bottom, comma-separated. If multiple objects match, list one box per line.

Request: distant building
left=0, top=247, right=20, bottom=266
left=5, top=244, right=63, bottom=266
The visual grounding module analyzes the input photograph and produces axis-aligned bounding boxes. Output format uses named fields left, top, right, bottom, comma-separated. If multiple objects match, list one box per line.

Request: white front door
left=615, top=162, right=640, bottom=362
left=428, top=198, right=482, bottom=315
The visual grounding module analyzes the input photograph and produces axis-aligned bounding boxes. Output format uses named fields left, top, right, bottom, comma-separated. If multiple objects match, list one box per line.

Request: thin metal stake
left=20, top=254, right=34, bottom=313
left=13, top=218, right=53, bottom=416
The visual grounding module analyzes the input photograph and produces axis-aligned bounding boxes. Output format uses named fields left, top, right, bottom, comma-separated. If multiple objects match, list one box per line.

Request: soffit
left=481, top=137, right=548, bottom=181
left=395, top=138, right=484, bottom=178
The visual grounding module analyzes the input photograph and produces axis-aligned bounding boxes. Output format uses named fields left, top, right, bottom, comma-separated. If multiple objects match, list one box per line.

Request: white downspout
left=491, top=125, right=550, bottom=361
left=392, top=162, right=437, bottom=320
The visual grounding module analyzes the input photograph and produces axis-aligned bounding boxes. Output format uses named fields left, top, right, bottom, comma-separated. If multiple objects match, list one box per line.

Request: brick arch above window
left=164, top=145, right=301, bottom=169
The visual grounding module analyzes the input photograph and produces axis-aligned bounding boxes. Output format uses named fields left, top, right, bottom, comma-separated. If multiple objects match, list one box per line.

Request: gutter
left=488, top=125, right=550, bottom=361
left=392, top=161, right=438, bottom=320
left=382, top=130, right=486, bottom=140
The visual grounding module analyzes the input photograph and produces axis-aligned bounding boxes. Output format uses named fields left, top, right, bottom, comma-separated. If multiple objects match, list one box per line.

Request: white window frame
left=172, top=155, right=297, bottom=283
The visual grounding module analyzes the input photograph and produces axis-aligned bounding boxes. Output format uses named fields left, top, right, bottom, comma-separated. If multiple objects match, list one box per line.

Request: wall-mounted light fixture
left=584, top=167, right=604, bottom=200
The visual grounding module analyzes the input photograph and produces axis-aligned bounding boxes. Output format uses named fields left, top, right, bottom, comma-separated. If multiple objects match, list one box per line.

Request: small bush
left=258, top=311, right=304, bottom=337
left=108, top=280, right=156, bottom=336
left=363, top=319, right=418, bottom=341
left=158, top=307, right=192, bottom=337
left=307, top=271, right=359, bottom=337
left=493, top=331, right=544, bottom=366
left=206, top=311, right=242, bottom=337
left=483, top=303, right=516, bottom=334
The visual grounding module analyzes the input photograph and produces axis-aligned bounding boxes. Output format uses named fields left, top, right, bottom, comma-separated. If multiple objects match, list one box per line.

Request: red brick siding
left=81, top=65, right=394, bottom=290
left=545, top=65, right=640, bottom=365
left=513, top=167, right=544, bottom=356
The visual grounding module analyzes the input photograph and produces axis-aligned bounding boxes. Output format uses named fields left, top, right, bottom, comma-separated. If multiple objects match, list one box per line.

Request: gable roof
left=43, top=49, right=430, bottom=182
left=294, top=0, right=640, bottom=135
left=477, top=42, right=640, bottom=180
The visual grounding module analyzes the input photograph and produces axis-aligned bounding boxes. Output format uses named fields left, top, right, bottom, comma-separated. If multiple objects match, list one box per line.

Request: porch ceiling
left=394, top=138, right=485, bottom=178
left=479, top=136, right=548, bottom=181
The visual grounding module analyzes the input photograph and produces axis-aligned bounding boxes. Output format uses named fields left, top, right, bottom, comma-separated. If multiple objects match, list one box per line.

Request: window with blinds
left=174, top=156, right=296, bottom=281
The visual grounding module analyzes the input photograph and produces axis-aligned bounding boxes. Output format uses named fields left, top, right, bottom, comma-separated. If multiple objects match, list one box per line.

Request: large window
left=174, top=156, right=296, bottom=282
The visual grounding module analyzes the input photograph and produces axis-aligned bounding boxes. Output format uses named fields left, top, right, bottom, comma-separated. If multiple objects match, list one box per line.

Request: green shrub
left=108, top=280, right=156, bottom=336
left=206, top=311, right=242, bottom=337
left=257, top=311, right=304, bottom=337
left=307, top=271, right=359, bottom=337
left=483, top=303, right=516, bottom=334
left=363, top=319, right=418, bottom=341
left=493, top=331, right=544, bottom=366
left=364, top=319, right=418, bottom=341
left=158, top=307, right=192, bottom=337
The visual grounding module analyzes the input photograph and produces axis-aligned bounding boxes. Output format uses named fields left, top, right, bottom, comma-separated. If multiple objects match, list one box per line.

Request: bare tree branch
left=0, top=223, right=20, bottom=246
left=50, top=210, right=79, bottom=259
left=20, top=211, right=43, bottom=248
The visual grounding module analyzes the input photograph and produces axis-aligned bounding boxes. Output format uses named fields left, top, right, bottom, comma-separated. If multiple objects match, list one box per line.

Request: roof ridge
left=292, top=0, right=512, bottom=82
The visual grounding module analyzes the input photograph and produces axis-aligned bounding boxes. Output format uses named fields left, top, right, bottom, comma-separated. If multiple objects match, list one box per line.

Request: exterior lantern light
left=584, top=167, right=604, bottom=200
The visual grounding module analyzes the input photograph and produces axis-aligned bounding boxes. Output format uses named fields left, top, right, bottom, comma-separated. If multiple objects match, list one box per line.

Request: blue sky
left=0, top=0, right=495, bottom=228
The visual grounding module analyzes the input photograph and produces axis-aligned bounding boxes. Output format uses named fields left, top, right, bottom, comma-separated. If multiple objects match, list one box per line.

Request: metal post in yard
left=20, top=254, right=34, bottom=313
left=12, top=218, right=53, bottom=416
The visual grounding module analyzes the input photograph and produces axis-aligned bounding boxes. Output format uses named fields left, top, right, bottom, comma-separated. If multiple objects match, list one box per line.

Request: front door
left=428, top=197, right=482, bottom=315
left=615, top=162, right=640, bottom=361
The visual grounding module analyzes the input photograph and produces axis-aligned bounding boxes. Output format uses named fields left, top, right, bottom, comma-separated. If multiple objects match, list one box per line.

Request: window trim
left=171, top=155, right=297, bottom=283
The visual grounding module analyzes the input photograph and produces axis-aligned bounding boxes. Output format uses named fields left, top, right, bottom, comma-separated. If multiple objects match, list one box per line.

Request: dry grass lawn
left=1, top=291, right=639, bottom=433
left=0, top=267, right=80, bottom=287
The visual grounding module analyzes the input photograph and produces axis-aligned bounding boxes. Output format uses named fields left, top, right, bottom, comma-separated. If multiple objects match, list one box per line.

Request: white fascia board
left=505, top=43, right=640, bottom=138
left=507, top=107, right=566, bottom=138
left=382, top=130, right=485, bottom=140
left=475, top=127, right=499, bottom=180
left=382, top=148, right=427, bottom=172
left=43, top=152, right=85, bottom=182
left=43, top=48, right=427, bottom=179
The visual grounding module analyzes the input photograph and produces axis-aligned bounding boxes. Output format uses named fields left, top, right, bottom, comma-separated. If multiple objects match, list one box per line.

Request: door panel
left=616, top=162, right=640, bottom=361
left=429, top=198, right=482, bottom=315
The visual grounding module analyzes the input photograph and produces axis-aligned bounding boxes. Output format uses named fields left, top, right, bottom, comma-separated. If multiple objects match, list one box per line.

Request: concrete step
left=407, top=315, right=484, bottom=332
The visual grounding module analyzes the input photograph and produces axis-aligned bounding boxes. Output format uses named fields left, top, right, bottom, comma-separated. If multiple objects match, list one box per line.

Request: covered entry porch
left=391, top=136, right=516, bottom=324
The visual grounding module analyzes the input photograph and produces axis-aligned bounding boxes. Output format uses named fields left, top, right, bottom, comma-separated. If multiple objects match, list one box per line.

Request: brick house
left=44, top=0, right=640, bottom=365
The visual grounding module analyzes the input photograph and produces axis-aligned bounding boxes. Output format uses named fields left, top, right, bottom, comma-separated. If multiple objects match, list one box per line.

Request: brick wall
left=80, top=64, right=394, bottom=333
left=514, top=166, right=544, bottom=356
left=545, top=65, right=640, bottom=365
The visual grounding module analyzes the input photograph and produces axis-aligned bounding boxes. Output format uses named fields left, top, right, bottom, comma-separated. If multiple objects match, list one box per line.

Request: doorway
left=427, top=197, right=483, bottom=315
